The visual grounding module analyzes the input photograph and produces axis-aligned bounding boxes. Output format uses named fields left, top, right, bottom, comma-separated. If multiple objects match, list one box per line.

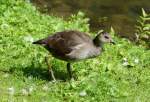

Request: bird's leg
left=67, top=63, right=73, bottom=79
left=45, top=54, right=56, bottom=81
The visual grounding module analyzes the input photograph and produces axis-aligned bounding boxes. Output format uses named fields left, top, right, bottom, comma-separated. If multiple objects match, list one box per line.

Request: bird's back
left=49, top=30, right=93, bottom=45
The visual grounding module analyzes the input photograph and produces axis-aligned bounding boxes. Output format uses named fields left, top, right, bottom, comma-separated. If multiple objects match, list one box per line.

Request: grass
left=0, top=0, right=150, bottom=101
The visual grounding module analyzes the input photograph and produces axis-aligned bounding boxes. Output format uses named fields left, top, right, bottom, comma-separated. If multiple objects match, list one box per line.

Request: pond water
left=31, top=0, right=150, bottom=39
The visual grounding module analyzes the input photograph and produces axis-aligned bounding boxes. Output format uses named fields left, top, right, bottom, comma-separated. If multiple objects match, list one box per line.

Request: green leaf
left=142, top=8, right=147, bottom=17
left=110, top=26, right=115, bottom=38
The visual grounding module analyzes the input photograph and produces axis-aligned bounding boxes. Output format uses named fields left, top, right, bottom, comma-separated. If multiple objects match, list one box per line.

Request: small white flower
left=122, top=58, right=129, bottom=66
left=42, top=85, right=49, bottom=91
left=28, top=76, right=32, bottom=80
left=8, top=87, right=15, bottom=95
left=122, top=62, right=129, bottom=66
left=134, top=59, right=139, bottom=64
left=24, top=35, right=34, bottom=43
left=3, top=73, right=9, bottom=78
left=28, top=86, right=33, bottom=93
left=21, top=88, right=28, bottom=96
left=123, top=58, right=127, bottom=61
left=79, top=90, right=87, bottom=97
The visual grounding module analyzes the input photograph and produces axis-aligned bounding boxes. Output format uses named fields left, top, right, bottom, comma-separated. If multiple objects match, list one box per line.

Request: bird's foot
left=70, top=77, right=75, bottom=81
left=49, top=69, right=56, bottom=82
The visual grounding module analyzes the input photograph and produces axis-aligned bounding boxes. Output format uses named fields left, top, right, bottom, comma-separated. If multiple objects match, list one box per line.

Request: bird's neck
left=93, top=37, right=104, bottom=48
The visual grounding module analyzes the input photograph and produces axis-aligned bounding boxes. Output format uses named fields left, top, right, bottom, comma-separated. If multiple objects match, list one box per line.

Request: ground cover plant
left=135, top=8, right=150, bottom=47
left=0, top=0, right=150, bottom=101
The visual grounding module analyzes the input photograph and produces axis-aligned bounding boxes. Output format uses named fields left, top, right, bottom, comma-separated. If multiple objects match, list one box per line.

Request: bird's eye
left=104, top=36, right=109, bottom=39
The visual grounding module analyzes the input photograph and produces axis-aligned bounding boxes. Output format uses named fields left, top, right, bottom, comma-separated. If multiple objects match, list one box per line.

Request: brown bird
left=33, top=30, right=115, bottom=80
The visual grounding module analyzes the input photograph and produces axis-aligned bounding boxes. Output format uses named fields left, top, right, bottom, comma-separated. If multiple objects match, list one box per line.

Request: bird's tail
left=32, top=39, right=47, bottom=45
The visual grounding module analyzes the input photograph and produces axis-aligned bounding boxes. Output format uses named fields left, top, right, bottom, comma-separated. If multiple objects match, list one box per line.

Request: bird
left=33, top=30, right=115, bottom=80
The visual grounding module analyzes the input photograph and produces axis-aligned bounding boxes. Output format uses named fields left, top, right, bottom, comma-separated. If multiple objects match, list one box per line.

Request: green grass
left=0, top=0, right=150, bottom=101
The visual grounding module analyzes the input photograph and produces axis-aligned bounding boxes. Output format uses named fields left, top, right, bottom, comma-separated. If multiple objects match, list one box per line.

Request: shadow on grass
left=4, top=64, right=69, bottom=81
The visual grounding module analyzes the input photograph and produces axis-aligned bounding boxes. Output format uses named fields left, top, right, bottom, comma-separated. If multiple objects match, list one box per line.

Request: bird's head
left=94, top=31, right=115, bottom=46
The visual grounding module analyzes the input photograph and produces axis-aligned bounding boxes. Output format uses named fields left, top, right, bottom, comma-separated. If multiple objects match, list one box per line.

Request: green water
left=31, top=0, right=150, bottom=39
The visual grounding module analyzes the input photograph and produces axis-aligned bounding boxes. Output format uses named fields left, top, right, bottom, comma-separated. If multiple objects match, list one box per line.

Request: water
left=31, top=0, right=150, bottom=39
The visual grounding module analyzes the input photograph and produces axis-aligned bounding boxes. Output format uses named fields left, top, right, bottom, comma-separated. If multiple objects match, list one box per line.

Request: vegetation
left=0, top=0, right=150, bottom=101
left=135, top=8, right=150, bottom=47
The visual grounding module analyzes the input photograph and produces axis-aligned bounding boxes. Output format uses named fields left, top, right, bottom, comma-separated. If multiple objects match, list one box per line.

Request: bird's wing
left=47, top=31, right=92, bottom=56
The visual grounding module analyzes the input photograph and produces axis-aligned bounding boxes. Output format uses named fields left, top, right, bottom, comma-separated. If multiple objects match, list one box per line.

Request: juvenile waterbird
left=33, top=30, right=115, bottom=80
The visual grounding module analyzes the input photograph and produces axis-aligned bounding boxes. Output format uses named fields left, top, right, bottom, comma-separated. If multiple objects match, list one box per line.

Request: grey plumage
left=33, top=30, right=114, bottom=80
